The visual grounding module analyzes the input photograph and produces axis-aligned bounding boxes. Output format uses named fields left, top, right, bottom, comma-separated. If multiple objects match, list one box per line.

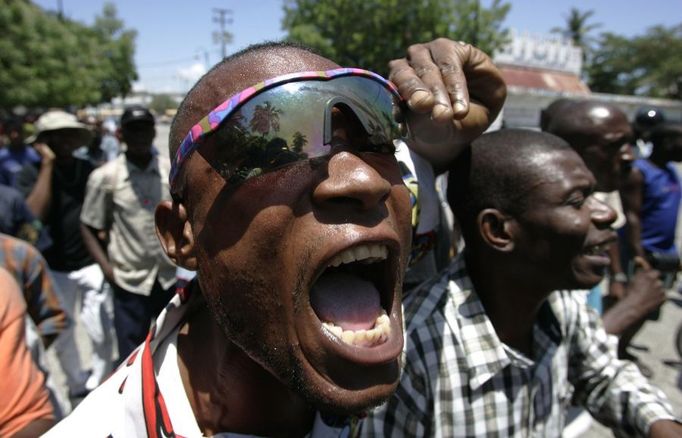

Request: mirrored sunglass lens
left=206, top=76, right=401, bottom=186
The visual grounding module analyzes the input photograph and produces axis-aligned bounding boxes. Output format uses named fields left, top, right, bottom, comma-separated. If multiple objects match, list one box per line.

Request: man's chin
left=304, top=382, right=398, bottom=416
left=287, top=361, right=399, bottom=416
left=571, top=273, right=605, bottom=291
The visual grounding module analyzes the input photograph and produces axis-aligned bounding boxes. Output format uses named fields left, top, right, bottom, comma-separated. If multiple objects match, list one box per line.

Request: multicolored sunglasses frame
left=169, top=67, right=404, bottom=191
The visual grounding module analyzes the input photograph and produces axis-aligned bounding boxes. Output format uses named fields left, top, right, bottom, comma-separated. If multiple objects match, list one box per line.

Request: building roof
left=499, top=65, right=590, bottom=95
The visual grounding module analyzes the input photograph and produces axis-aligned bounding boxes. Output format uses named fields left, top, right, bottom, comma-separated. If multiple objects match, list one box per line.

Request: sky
left=33, top=0, right=682, bottom=94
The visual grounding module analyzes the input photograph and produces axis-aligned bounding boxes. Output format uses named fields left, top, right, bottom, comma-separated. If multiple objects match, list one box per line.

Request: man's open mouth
left=582, top=242, right=610, bottom=256
left=310, top=243, right=392, bottom=348
left=582, top=233, right=617, bottom=257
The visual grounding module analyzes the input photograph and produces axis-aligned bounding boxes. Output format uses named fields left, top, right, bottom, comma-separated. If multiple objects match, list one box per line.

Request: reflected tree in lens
left=292, top=131, right=308, bottom=153
left=265, top=137, right=300, bottom=168
left=250, top=101, right=282, bottom=136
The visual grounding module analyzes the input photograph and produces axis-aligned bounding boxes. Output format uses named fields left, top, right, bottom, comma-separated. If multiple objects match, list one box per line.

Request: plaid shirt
left=0, top=233, right=67, bottom=340
left=362, top=255, right=677, bottom=437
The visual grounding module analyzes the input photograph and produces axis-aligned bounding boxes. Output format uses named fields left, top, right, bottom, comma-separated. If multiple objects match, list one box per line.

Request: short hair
left=543, top=100, right=623, bottom=146
left=447, top=129, right=572, bottom=238
left=539, top=98, right=576, bottom=131
left=169, top=41, right=320, bottom=159
left=650, top=122, right=682, bottom=149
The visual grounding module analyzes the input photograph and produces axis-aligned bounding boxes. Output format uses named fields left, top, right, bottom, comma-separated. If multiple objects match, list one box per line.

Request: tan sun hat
left=26, top=110, right=93, bottom=145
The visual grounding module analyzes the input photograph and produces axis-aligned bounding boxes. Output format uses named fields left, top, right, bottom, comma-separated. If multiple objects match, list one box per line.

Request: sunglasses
left=169, top=68, right=407, bottom=193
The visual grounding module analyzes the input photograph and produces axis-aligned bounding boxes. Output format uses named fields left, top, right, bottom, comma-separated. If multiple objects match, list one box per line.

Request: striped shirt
left=0, top=233, right=68, bottom=340
left=362, top=255, right=677, bottom=437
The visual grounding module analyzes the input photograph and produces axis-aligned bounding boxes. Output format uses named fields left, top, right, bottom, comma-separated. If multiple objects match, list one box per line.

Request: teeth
left=355, top=246, right=370, bottom=261
left=341, top=330, right=355, bottom=344
left=328, top=244, right=388, bottom=268
left=322, top=310, right=391, bottom=347
left=327, top=324, right=343, bottom=338
left=365, top=329, right=378, bottom=343
left=341, top=251, right=356, bottom=265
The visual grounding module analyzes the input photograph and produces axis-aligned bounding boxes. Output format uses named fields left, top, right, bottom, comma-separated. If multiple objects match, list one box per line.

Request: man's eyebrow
left=560, top=177, right=594, bottom=199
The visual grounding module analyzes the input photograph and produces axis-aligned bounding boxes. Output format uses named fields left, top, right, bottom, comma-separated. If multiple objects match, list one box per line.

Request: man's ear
left=477, top=208, right=515, bottom=252
left=155, top=200, right=197, bottom=270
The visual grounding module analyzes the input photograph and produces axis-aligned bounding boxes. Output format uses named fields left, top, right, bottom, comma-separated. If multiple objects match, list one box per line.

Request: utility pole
left=212, top=8, right=233, bottom=60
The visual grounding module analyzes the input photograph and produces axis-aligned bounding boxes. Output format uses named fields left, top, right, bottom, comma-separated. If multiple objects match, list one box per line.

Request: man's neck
left=465, top=251, right=550, bottom=356
left=177, top=298, right=314, bottom=437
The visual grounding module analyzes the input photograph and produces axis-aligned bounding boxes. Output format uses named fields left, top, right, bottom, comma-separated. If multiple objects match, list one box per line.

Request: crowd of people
left=0, top=36, right=680, bottom=437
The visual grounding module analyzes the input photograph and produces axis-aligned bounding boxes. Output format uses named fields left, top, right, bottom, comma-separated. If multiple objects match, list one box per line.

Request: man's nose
left=312, top=151, right=391, bottom=211
left=588, top=195, right=617, bottom=228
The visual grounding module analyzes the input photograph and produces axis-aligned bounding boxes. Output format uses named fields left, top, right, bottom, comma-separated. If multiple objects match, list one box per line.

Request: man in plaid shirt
left=363, top=130, right=680, bottom=437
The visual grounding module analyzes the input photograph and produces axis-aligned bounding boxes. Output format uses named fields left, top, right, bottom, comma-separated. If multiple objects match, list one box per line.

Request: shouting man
left=46, top=39, right=505, bottom=436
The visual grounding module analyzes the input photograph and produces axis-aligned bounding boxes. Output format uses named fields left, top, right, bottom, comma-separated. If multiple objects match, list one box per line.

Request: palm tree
left=249, top=101, right=282, bottom=136
left=551, top=8, right=601, bottom=61
left=291, top=131, right=308, bottom=152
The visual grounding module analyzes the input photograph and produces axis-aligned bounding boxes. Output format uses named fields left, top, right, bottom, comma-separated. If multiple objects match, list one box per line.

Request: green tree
left=0, top=0, right=137, bottom=110
left=92, top=3, right=138, bottom=101
left=550, top=8, right=601, bottom=58
left=0, top=0, right=74, bottom=108
left=282, top=0, right=510, bottom=76
left=586, top=32, right=637, bottom=96
left=588, top=23, right=682, bottom=99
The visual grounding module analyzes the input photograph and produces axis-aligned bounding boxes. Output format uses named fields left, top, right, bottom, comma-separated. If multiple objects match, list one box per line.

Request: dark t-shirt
left=16, top=158, right=95, bottom=271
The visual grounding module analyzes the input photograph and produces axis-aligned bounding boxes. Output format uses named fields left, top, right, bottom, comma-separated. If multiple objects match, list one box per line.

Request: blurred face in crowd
left=578, top=106, right=633, bottom=191
left=7, top=125, right=24, bottom=148
left=546, top=102, right=633, bottom=192
left=159, top=48, right=411, bottom=414
left=42, top=128, right=86, bottom=158
left=121, top=120, right=155, bottom=156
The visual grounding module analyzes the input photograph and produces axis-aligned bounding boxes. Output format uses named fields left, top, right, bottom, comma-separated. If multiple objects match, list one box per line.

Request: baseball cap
left=120, top=106, right=155, bottom=126
left=635, top=107, right=666, bottom=128
left=26, top=110, right=93, bottom=144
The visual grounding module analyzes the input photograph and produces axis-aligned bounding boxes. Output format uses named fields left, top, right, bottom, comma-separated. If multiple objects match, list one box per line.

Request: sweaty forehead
left=171, top=48, right=339, bottom=154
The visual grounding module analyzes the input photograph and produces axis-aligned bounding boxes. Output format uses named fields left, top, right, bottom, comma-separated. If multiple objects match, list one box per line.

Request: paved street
left=156, top=122, right=170, bottom=160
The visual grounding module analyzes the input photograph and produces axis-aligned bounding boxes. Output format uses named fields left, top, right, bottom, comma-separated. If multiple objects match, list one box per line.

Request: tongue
left=310, top=270, right=382, bottom=331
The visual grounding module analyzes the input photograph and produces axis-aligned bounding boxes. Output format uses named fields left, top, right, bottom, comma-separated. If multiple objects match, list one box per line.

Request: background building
left=495, top=30, right=682, bottom=129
